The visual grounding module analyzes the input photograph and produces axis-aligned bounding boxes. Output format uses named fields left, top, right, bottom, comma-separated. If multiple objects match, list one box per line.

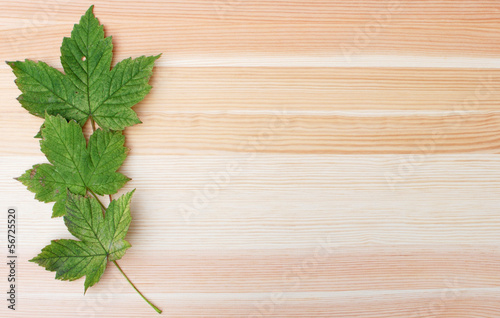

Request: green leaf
left=30, top=190, right=134, bottom=292
left=17, top=114, right=130, bottom=217
left=7, top=5, right=160, bottom=131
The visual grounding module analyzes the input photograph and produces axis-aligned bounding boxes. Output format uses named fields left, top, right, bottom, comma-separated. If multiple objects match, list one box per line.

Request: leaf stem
left=113, top=260, right=162, bottom=314
left=87, top=189, right=106, bottom=215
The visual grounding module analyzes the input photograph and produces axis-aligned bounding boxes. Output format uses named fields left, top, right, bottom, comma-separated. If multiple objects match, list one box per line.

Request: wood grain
left=1, top=1, right=500, bottom=317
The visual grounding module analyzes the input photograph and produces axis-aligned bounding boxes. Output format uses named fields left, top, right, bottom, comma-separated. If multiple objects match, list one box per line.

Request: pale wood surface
left=1, top=1, right=500, bottom=317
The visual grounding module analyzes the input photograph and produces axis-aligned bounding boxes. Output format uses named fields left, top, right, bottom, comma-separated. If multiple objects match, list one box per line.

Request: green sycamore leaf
left=17, top=114, right=130, bottom=217
left=7, top=5, right=160, bottom=131
left=30, top=190, right=135, bottom=293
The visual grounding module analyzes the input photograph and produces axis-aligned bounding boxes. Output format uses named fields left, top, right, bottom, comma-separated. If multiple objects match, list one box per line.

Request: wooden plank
left=1, top=0, right=500, bottom=64
left=3, top=110, right=500, bottom=155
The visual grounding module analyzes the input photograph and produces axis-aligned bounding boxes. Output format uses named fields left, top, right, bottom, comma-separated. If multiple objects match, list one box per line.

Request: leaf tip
left=28, top=256, right=38, bottom=263
left=51, top=210, right=65, bottom=218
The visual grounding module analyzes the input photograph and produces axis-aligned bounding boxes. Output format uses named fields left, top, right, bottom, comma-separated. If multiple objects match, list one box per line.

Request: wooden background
left=1, top=1, right=500, bottom=317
